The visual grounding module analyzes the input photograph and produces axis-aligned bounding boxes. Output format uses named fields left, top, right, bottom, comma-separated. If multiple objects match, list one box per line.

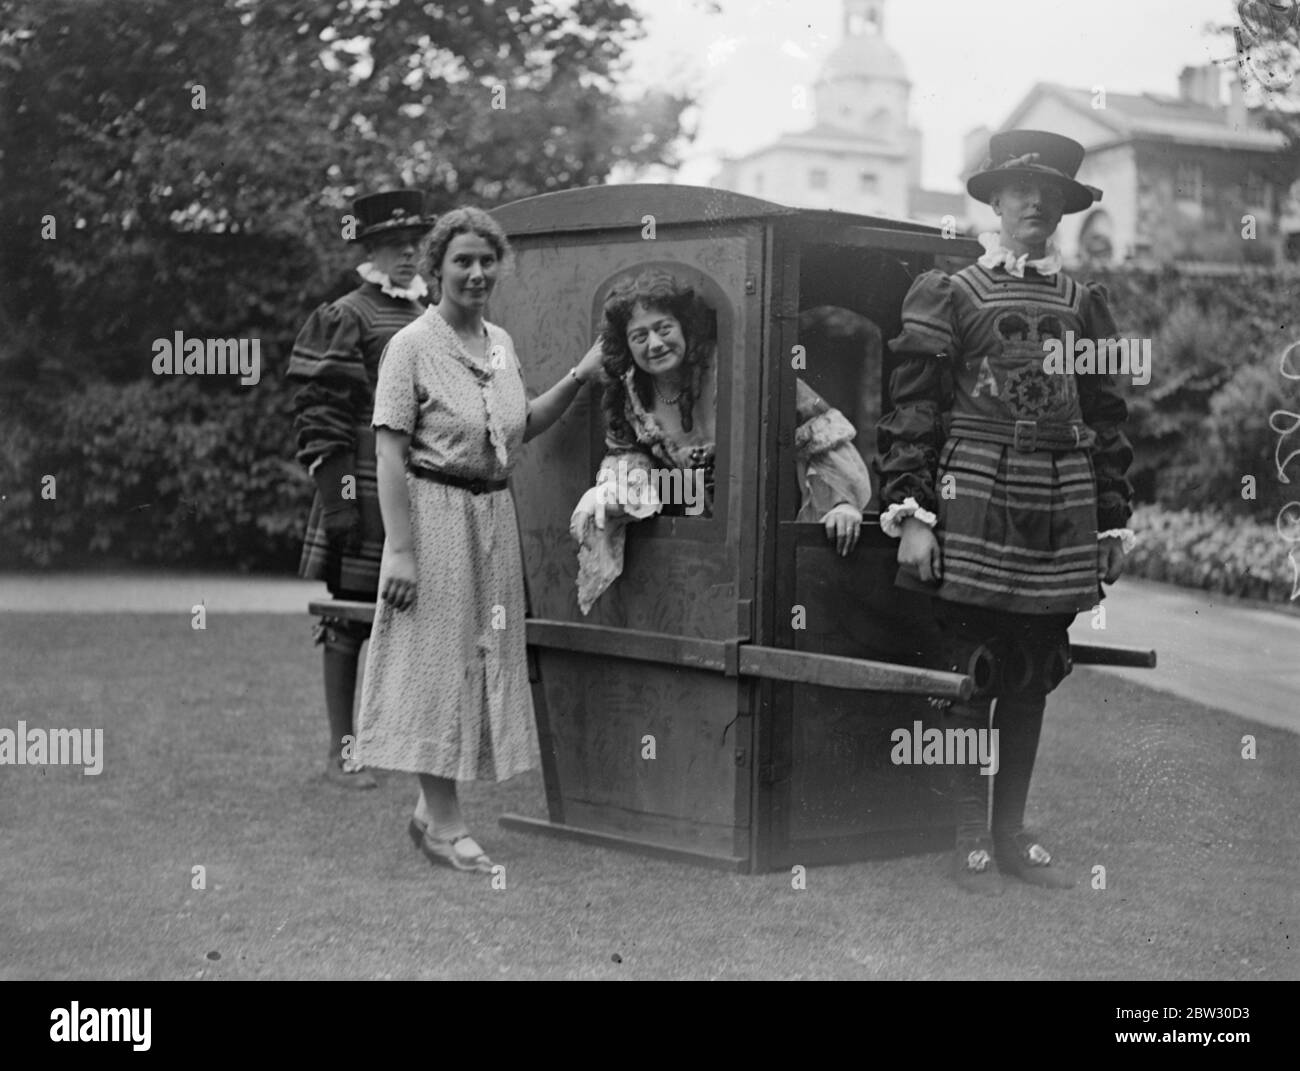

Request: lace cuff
left=595, top=463, right=662, bottom=519
left=1098, top=528, right=1137, bottom=554
left=880, top=497, right=938, bottom=538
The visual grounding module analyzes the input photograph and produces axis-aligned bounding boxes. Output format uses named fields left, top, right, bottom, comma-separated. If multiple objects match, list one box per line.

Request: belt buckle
left=467, top=478, right=487, bottom=495
left=1012, top=419, right=1037, bottom=452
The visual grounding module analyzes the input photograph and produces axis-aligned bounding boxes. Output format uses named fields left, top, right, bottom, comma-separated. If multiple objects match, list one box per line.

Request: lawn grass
left=1, top=612, right=1296, bottom=980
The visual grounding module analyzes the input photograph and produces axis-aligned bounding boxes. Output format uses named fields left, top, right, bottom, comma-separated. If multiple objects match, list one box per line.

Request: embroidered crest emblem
left=983, top=309, right=1076, bottom=419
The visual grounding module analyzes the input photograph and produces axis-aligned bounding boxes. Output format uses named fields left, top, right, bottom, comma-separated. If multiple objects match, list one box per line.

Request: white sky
left=622, top=0, right=1244, bottom=191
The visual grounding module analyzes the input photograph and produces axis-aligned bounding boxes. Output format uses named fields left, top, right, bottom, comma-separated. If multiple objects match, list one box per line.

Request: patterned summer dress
left=288, top=281, right=425, bottom=598
left=355, top=307, right=537, bottom=781
left=876, top=264, right=1134, bottom=615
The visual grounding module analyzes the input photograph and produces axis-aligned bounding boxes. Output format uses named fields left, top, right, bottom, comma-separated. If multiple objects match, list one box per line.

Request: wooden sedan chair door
left=500, top=226, right=768, bottom=869
left=758, top=239, right=966, bottom=869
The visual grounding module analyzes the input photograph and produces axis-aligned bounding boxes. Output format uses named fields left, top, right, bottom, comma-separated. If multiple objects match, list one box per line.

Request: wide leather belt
left=948, top=415, right=1095, bottom=453
left=408, top=464, right=507, bottom=495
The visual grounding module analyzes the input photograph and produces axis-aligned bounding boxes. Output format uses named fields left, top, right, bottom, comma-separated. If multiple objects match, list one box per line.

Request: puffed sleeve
left=598, top=381, right=656, bottom=483
left=874, top=270, right=957, bottom=516
left=1077, top=281, right=1135, bottom=532
left=286, top=301, right=369, bottom=471
left=793, top=378, right=872, bottom=519
left=371, top=329, right=419, bottom=436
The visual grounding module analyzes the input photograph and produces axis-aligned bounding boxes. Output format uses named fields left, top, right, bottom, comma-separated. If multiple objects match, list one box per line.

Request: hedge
left=3, top=264, right=1299, bottom=583
left=1127, top=504, right=1299, bottom=606
left=0, top=376, right=310, bottom=571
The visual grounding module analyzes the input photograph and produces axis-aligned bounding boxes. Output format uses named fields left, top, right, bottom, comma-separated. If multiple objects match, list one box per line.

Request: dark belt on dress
left=948, top=415, right=1095, bottom=453
left=407, top=464, right=507, bottom=495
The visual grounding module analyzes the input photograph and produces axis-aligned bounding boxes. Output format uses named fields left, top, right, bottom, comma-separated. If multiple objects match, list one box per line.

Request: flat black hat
left=351, top=190, right=435, bottom=243
left=967, top=130, right=1102, bottom=215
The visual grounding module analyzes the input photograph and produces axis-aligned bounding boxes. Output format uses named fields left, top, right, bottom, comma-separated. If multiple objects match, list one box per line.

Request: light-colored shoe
left=414, top=822, right=494, bottom=873
left=952, top=839, right=1005, bottom=897
left=323, top=756, right=377, bottom=790
left=996, top=831, right=1075, bottom=889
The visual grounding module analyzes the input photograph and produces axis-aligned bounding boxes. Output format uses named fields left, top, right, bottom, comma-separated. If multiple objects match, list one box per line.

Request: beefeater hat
left=967, top=130, right=1102, bottom=215
left=351, top=189, right=435, bottom=243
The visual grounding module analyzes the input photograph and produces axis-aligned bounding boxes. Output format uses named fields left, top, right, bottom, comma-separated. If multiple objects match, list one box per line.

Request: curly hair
left=419, top=206, right=511, bottom=282
left=598, top=270, right=712, bottom=438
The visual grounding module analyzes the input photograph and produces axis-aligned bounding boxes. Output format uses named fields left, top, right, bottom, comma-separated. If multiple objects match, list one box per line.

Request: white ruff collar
left=357, top=262, right=428, bottom=302
left=977, top=232, right=1062, bottom=278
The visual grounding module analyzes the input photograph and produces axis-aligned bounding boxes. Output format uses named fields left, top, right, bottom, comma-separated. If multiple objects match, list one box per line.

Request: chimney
left=1179, top=64, right=1224, bottom=108
left=964, top=124, right=992, bottom=175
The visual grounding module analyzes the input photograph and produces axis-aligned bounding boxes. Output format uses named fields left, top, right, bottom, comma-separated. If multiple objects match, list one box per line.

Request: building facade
left=712, top=0, right=963, bottom=226
left=962, top=68, right=1299, bottom=267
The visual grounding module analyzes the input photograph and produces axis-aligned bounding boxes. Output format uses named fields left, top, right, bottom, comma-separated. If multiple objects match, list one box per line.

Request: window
left=1243, top=171, right=1266, bottom=209
left=859, top=172, right=879, bottom=194
left=1175, top=162, right=1203, bottom=204
left=754, top=172, right=764, bottom=194
left=1079, top=210, right=1115, bottom=265
left=791, top=304, right=882, bottom=522
left=809, top=168, right=829, bottom=191
left=591, top=264, right=726, bottom=524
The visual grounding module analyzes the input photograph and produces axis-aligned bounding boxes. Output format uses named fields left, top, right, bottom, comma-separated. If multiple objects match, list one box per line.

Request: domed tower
left=713, top=0, right=956, bottom=223
left=814, top=0, right=911, bottom=143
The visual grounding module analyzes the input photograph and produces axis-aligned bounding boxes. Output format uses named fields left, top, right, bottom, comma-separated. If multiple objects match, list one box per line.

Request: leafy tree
left=1228, top=0, right=1300, bottom=148
left=0, top=0, right=694, bottom=393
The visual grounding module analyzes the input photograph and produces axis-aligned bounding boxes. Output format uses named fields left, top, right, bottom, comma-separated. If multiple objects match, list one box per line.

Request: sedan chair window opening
left=780, top=244, right=918, bottom=524
left=588, top=261, right=733, bottom=532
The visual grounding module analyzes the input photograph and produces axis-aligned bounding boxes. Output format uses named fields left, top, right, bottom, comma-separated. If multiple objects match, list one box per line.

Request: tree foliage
left=1229, top=0, right=1300, bottom=149
left=0, top=0, right=694, bottom=391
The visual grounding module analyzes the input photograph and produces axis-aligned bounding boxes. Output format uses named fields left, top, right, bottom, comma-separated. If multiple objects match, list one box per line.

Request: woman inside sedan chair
left=570, top=268, right=875, bottom=614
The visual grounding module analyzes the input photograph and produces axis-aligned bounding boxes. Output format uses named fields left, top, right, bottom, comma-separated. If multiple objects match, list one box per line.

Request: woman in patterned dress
left=569, top=269, right=874, bottom=614
left=287, top=190, right=433, bottom=789
left=875, top=130, right=1136, bottom=895
left=355, top=207, right=605, bottom=872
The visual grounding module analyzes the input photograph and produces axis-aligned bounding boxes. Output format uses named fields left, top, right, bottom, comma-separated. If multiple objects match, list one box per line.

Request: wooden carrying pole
left=309, top=603, right=1155, bottom=683
left=308, top=602, right=974, bottom=699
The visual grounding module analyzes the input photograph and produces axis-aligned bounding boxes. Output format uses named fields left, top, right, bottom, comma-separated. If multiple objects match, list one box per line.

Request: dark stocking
left=323, top=640, right=361, bottom=761
left=990, top=691, right=1046, bottom=842
left=944, top=698, right=992, bottom=844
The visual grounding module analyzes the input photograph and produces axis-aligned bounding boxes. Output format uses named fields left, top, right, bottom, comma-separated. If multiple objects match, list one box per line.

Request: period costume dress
left=877, top=254, right=1133, bottom=614
left=355, top=307, right=537, bottom=781
left=572, top=358, right=872, bottom=614
left=875, top=130, right=1135, bottom=892
left=288, top=188, right=434, bottom=616
left=289, top=274, right=427, bottom=605
left=288, top=188, right=433, bottom=789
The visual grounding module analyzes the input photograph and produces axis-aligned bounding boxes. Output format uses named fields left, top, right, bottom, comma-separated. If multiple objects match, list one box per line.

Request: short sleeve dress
left=354, top=306, right=537, bottom=782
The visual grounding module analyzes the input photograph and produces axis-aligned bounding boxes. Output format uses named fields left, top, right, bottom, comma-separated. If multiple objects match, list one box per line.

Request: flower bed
left=1127, top=504, right=1299, bottom=607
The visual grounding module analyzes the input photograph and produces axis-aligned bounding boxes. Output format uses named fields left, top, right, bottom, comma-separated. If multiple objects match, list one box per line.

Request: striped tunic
left=287, top=282, right=425, bottom=597
left=875, top=264, right=1134, bottom=615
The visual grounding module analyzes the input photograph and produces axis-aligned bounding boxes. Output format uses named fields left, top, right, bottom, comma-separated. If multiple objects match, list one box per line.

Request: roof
left=909, top=187, right=966, bottom=218
left=990, top=83, right=1287, bottom=161
left=720, top=123, right=907, bottom=166
left=490, top=183, right=948, bottom=238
